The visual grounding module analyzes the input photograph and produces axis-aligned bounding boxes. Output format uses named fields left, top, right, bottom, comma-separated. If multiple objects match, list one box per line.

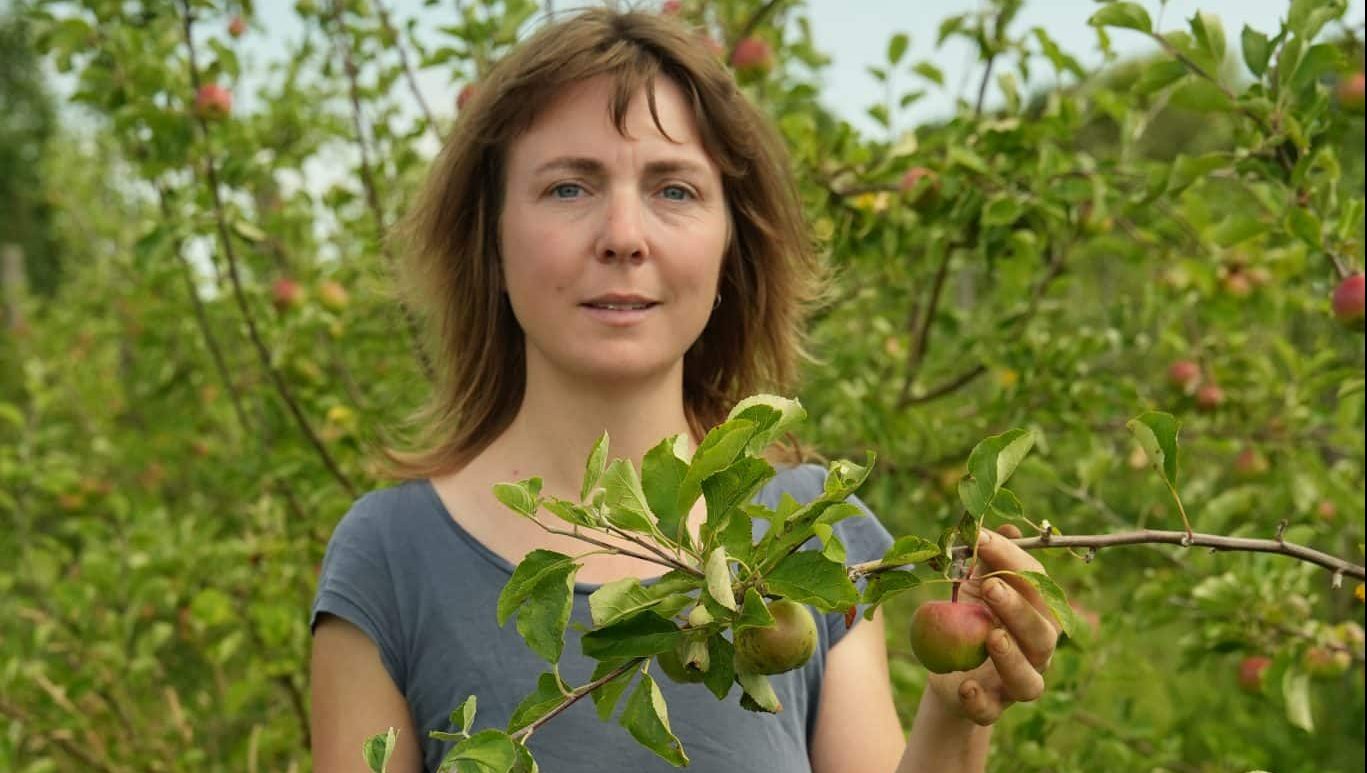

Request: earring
left=713, top=293, right=721, bottom=310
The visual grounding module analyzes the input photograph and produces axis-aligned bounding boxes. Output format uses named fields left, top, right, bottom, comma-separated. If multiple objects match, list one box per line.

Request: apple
left=1331, top=273, right=1365, bottom=327
left=318, top=279, right=350, bottom=311
left=1315, top=499, right=1337, bottom=521
left=909, top=600, right=994, bottom=674
left=1167, top=359, right=1202, bottom=392
left=899, top=166, right=941, bottom=212
left=698, top=34, right=725, bottom=59
left=734, top=599, right=817, bottom=675
left=272, top=277, right=303, bottom=312
left=1233, top=446, right=1269, bottom=478
left=1303, top=646, right=1351, bottom=679
left=661, top=0, right=683, bottom=15
left=457, top=82, right=477, bottom=112
left=731, top=37, right=774, bottom=75
left=1337, top=71, right=1365, bottom=114
left=1195, top=383, right=1225, bottom=411
left=1221, top=269, right=1254, bottom=298
left=228, top=16, right=246, bottom=38
left=1237, top=655, right=1271, bottom=694
left=194, top=83, right=233, bottom=120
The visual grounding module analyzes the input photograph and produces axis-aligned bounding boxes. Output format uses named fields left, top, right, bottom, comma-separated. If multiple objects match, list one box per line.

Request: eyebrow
left=531, top=155, right=711, bottom=179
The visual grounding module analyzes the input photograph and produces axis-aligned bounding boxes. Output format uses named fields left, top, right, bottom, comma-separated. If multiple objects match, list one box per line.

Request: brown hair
left=370, top=6, right=832, bottom=482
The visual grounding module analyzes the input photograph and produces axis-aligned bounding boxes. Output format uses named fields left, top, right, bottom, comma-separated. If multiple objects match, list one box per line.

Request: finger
left=957, top=678, right=1004, bottom=727
left=987, top=628, right=1046, bottom=702
left=976, top=530, right=1052, bottom=622
left=981, top=576, right=1058, bottom=668
left=995, top=524, right=1022, bottom=540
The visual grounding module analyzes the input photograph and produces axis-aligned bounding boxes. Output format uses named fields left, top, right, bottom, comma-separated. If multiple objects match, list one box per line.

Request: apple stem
left=951, top=580, right=961, bottom=604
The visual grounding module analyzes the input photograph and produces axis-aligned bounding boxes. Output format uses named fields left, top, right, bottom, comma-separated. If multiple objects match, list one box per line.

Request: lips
left=580, top=293, right=659, bottom=311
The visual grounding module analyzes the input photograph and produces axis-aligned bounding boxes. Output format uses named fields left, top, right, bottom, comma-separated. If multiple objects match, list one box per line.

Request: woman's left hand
left=924, top=524, right=1063, bottom=726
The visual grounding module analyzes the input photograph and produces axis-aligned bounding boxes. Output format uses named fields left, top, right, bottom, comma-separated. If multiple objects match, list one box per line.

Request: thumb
left=995, top=523, right=1023, bottom=540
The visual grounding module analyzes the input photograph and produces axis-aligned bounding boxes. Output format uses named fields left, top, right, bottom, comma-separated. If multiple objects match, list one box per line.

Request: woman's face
left=499, top=74, right=730, bottom=386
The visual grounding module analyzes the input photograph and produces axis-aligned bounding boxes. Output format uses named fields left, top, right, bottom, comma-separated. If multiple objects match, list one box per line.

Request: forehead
left=508, top=74, right=712, bottom=170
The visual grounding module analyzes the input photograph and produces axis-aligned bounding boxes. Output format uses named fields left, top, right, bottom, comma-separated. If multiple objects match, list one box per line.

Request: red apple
left=194, top=83, right=233, bottom=120
left=1167, top=359, right=1201, bottom=392
left=909, top=600, right=994, bottom=674
left=272, top=277, right=303, bottom=312
left=899, top=167, right=941, bottom=211
left=228, top=16, right=246, bottom=38
left=1303, top=646, right=1351, bottom=678
left=1238, top=655, right=1271, bottom=694
left=1234, top=446, right=1269, bottom=478
left=698, top=34, right=725, bottom=59
left=1195, top=383, right=1225, bottom=411
left=1222, top=270, right=1254, bottom=298
left=1337, top=71, right=1365, bottom=114
left=1331, top=273, right=1365, bottom=327
left=1315, top=500, right=1337, bottom=522
left=731, top=37, right=774, bottom=75
left=456, top=82, right=477, bottom=112
left=661, top=0, right=683, bottom=15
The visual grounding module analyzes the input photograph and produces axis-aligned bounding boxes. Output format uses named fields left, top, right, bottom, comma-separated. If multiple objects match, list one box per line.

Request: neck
left=483, top=356, right=699, bottom=501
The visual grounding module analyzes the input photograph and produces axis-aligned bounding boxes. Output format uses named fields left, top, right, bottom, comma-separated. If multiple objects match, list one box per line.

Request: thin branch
left=178, top=0, right=358, bottom=499
left=896, top=244, right=955, bottom=406
left=374, top=0, right=441, bottom=144
left=847, top=530, right=1366, bottom=581
left=509, top=657, right=647, bottom=744
left=0, top=697, right=125, bottom=773
left=326, top=0, right=437, bottom=384
left=529, top=520, right=704, bottom=578
left=729, top=0, right=786, bottom=54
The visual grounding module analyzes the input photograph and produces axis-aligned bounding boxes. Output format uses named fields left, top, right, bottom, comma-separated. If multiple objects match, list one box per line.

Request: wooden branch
left=326, top=0, right=437, bottom=384
left=179, top=0, right=358, bottom=499
left=848, top=530, right=1366, bottom=582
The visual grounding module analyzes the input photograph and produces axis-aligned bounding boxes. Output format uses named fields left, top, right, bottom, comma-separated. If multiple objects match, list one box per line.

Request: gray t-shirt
left=311, top=462, right=896, bottom=772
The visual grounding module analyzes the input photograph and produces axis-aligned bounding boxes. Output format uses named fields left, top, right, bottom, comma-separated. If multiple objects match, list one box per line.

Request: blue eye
left=661, top=185, right=695, bottom=201
left=551, top=183, right=583, bottom=199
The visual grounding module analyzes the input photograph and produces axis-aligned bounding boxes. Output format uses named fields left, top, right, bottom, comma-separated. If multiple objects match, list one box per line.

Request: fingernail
left=986, top=579, right=1007, bottom=602
left=992, top=629, right=1010, bottom=654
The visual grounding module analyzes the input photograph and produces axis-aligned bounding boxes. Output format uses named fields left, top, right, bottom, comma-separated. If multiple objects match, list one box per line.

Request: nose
left=595, top=188, right=648, bottom=264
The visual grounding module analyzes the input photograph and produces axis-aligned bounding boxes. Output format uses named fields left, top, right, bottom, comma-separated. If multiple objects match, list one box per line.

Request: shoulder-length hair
left=370, top=6, right=832, bottom=482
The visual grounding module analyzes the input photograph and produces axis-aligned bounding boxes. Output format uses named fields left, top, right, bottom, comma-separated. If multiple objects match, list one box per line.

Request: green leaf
left=957, top=429, right=1036, bottom=518
left=700, top=456, right=773, bottom=558
left=764, top=552, right=859, bottom=611
left=1017, top=570, right=1078, bottom=641
left=642, top=434, right=691, bottom=545
left=588, top=577, right=685, bottom=629
left=702, top=634, right=737, bottom=700
left=232, top=219, right=267, bottom=243
left=1241, top=26, right=1271, bottom=76
left=581, top=431, right=609, bottom=502
left=880, top=535, right=941, bottom=566
left=1088, top=2, right=1152, bottom=34
left=735, top=669, right=782, bottom=713
left=982, top=195, right=1026, bottom=227
left=675, top=419, right=756, bottom=515
left=453, top=696, right=477, bottom=733
left=1168, top=77, right=1233, bottom=112
left=589, top=658, right=638, bottom=721
left=810, top=524, right=847, bottom=564
left=602, top=459, right=659, bottom=536
left=860, top=571, right=922, bottom=619
left=887, top=33, right=909, bottom=66
left=734, top=587, right=776, bottom=632
left=1134, top=59, right=1188, bottom=94
left=990, top=488, right=1025, bottom=522
left=581, top=611, right=681, bottom=660
left=1287, top=0, right=1345, bottom=42
left=1126, top=411, right=1181, bottom=487
left=619, top=674, right=690, bottom=766
left=1188, top=11, right=1225, bottom=64
left=363, top=727, right=398, bottom=773
left=1290, top=44, right=1344, bottom=92
left=437, top=729, right=518, bottom=773
left=496, top=550, right=575, bottom=626
left=1168, top=153, right=1229, bottom=194
left=704, top=547, right=737, bottom=611
left=1282, top=669, right=1314, bottom=732
left=505, top=673, right=566, bottom=734
left=540, top=498, right=597, bottom=528
left=726, top=395, right=807, bottom=457
left=516, top=564, right=577, bottom=664
left=1210, top=213, right=1268, bottom=247
left=913, top=61, right=944, bottom=86
left=492, top=478, right=541, bottom=519
left=1286, top=208, right=1322, bottom=249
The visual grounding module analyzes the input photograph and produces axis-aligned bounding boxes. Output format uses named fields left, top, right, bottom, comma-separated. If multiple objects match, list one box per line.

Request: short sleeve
left=310, top=494, right=407, bottom=692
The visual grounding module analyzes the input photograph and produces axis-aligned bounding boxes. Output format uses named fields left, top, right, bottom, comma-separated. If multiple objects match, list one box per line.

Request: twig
left=508, top=657, right=647, bottom=743
left=374, top=0, right=441, bottom=144
left=178, top=0, right=359, bottom=499
left=896, top=244, right=955, bottom=406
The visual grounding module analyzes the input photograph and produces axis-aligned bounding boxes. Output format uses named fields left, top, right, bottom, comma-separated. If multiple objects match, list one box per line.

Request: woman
left=310, top=7, right=1061, bottom=772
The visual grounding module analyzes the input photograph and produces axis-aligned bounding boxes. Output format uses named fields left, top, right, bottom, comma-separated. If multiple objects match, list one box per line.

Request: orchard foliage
left=0, top=0, right=1363, bottom=771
